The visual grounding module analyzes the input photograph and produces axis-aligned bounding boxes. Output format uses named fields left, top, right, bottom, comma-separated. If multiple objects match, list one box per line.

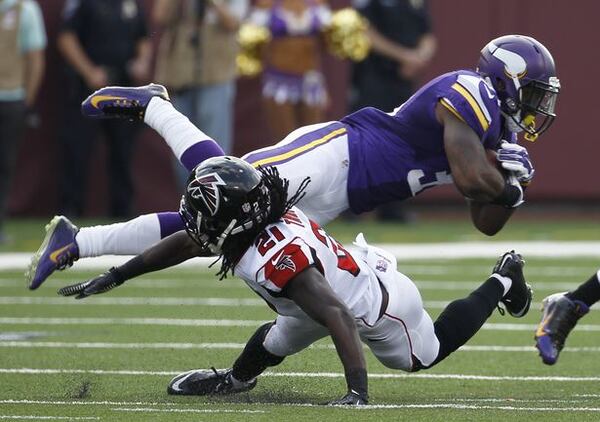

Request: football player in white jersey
left=58, top=156, right=532, bottom=405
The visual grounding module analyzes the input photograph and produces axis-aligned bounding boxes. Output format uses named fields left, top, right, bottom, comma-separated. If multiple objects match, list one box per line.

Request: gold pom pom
left=236, top=23, right=272, bottom=77
left=324, top=8, right=370, bottom=62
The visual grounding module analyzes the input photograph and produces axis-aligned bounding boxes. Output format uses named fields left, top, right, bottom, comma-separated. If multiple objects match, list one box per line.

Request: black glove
left=328, top=391, right=368, bottom=406
left=58, top=267, right=125, bottom=299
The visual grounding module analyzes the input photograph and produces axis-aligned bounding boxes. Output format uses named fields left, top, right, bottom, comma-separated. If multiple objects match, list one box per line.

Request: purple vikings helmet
left=477, top=35, right=560, bottom=141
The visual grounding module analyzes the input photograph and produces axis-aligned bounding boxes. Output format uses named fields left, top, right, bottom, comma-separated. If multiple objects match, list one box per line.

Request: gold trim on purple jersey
left=246, top=125, right=347, bottom=168
left=450, top=82, right=490, bottom=132
left=439, top=98, right=467, bottom=123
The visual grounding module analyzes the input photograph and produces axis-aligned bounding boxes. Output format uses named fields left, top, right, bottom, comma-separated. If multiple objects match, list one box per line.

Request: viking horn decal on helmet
left=489, top=42, right=527, bottom=77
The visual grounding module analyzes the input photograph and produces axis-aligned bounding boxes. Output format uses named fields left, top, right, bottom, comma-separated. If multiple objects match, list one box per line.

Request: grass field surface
left=0, top=219, right=599, bottom=420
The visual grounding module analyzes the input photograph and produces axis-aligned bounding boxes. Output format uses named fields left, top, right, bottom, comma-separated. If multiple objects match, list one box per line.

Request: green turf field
left=1, top=217, right=599, bottom=420
left=1, top=253, right=600, bottom=421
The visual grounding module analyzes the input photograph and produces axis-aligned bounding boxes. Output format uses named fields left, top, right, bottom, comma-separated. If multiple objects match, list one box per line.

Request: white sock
left=490, top=274, right=512, bottom=297
left=144, top=97, right=213, bottom=162
left=76, top=214, right=162, bottom=258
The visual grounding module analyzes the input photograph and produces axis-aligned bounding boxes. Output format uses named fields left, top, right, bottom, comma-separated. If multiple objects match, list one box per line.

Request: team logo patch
left=187, top=173, right=226, bottom=216
left=375, top=259, right=388, bottom=272
left=272, top=251, right=297, bottom=272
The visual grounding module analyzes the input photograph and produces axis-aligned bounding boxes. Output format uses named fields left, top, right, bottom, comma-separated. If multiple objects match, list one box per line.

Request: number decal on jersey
left=407, top=169, right=453, bottom=196
left=310, top=221, right=360, bottom=276
left=255, top=226, right=285, bottom=256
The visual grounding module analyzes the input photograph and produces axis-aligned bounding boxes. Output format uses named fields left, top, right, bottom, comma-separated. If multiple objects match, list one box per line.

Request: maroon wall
left=11, top=0, right=600, bottom=216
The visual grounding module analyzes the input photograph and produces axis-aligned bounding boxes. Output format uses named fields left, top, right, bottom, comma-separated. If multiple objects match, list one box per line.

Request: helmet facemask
left=179, top=183, right=272, bottom=255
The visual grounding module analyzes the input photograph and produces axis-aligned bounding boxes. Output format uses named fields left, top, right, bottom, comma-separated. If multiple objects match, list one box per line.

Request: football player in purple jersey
left=27, top=34, right=560, bottom=290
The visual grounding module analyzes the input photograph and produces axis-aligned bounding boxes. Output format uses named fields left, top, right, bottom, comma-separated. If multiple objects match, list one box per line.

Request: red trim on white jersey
left=263, top=238, right=312, bottom=289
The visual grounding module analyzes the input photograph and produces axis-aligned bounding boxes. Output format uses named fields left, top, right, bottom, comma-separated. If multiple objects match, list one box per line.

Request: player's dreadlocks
left=214, top=167, right=311, bottom=280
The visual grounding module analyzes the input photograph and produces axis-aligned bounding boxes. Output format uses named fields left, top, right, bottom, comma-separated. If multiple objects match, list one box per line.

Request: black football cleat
left=535, top=293, right=589, bottom=365
left=167, top=368, right=257, bottom=396
left=493, top=251, right=532, bottom=317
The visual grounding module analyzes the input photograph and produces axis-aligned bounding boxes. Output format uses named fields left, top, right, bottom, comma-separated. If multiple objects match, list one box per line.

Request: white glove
left=497, top=141, right=535, bottom=185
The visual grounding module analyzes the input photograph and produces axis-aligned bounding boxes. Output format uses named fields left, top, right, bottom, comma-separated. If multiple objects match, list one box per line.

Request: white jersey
left=235, top=207, right=383, bottom=326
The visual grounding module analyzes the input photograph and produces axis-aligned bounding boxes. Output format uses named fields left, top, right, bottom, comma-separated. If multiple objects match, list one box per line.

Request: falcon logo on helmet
left=187, top=173, right=226, bottom=216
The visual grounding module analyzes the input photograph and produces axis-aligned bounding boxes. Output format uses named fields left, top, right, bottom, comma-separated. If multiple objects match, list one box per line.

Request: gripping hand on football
left=497, top=141, right=535, bottom=185
left=328, top=391, right=368, bottom=406
left=58, top=267, right=125, bottom=299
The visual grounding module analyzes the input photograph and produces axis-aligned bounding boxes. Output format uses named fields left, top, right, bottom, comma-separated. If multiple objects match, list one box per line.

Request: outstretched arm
left=285, top=267, right=368, bottom=403
left=58, top=231, right=208, bottom=298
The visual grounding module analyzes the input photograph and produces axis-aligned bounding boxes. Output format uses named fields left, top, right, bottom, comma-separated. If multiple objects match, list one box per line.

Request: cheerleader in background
left=248, top=0, right=332, bottom=142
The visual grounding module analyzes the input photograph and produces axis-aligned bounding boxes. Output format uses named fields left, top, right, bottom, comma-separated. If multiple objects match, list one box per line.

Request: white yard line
left=0, top=317, right=265, bottom=327
left=291, top=403, right=600, bottom=411
left=1, top=341, right=600, bottom=354
left=0, top=297, right=264, bottom=306
left=5, top=399, right=600, bottom=414
left=0, top=296, right=596, bottom=312
left=111, top=404, right=600, bottom=413
left=0, top=417, right=99, bottom=421
left=1, top=317, right=599, bottom=332
left=1, top=368, right=600, bottom=382
left=2, top=242, right=600, bottom=271
left=111, top=408, right=264, bottom=414
left=0, top=399, right=176, bottom=406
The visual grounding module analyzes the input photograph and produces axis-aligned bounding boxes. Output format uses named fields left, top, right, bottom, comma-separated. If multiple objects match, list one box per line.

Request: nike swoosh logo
left=535, top=310, right=555, bottom=338
left=482, top=81, right=496, bottom=100
left=90, top=95, right=128, bottom=109
left=271, top=250, right=285, bottom=266
left=170, top=370, right=196, bottom=392
left=49, top=243, right=74, bottom=263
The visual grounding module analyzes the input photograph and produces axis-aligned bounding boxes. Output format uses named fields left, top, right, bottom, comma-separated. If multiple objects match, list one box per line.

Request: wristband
left=108, top=266, right=126, bottom=284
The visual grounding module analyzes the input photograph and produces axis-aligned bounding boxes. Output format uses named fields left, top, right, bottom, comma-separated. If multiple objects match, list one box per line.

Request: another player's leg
left=81, top=84, right=224, bottom=171
left=425, top=251, right=531, bottom=367
left=367, top=251, right=531, bottom=371
left=534, top=270, right=598, bottom=365
left=28, top=85, right=228, bottom=289
left=26, top=212, right=184, bottom=290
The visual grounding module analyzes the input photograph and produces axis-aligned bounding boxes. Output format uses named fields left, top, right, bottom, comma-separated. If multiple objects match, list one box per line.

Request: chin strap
left=209, top=219, right=237, bottom=255
left=522, top=114, right=539, bottom=141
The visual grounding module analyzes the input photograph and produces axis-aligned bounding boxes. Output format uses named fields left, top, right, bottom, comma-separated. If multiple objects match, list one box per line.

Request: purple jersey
left=342, top=70, right=508, bottom=214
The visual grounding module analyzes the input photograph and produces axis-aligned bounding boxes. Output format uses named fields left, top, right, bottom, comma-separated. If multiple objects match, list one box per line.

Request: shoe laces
left=103, top=101, right=142, bottom=118
left=210, top=367, right=231, bottom=393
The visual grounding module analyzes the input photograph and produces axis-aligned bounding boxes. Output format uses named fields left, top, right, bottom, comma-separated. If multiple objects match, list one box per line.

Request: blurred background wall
left=10, top=0, right=600, bottom=216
